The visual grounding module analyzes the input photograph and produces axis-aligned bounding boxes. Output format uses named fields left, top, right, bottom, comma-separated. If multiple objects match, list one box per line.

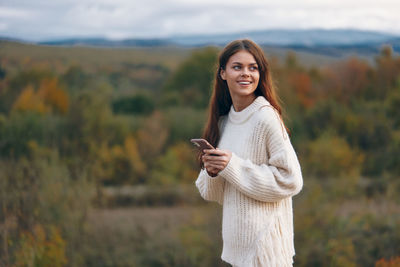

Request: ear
left=220, top=68, right=226, bottom=80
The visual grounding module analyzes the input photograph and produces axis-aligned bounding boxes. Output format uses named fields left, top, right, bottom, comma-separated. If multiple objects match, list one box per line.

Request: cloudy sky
left=1, top=0, right=399, bottom=41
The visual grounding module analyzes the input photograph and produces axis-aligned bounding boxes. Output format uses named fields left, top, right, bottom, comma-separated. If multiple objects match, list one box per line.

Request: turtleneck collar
left=228, top=96, right=271, bottom=124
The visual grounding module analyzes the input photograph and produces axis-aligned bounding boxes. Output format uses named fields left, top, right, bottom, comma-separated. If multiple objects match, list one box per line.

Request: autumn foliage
left=13, top=77, right=68, bottom=114
left=0, top=42, right=399, bottom=266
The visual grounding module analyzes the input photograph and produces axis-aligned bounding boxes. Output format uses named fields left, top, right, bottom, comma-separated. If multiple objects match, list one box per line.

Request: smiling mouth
left=238, top=81, right=251, bottom=85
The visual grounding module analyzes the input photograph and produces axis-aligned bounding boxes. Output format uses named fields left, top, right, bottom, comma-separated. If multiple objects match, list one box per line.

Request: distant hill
left=1, top=29, right=399, bottom=63
left=39, top=29, right=398, bottom=47
left=39, top=38, right=173, bottom=47
left=277, top=37, right=400, bottom=57
left=168, top=29, right=397, bottom=47
left=1, top=29, right=397, bottom=48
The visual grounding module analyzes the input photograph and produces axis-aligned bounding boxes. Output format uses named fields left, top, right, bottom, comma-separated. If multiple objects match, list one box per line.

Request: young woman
left=195, top=39, right=303, bottom=267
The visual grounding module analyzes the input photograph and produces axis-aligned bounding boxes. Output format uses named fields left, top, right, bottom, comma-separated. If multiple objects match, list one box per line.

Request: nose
left=241, top=68, right=250, bottom=77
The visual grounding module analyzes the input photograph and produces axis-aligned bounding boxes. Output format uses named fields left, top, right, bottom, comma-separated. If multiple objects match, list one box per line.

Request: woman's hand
left=202, top=148, right=232, bottom=177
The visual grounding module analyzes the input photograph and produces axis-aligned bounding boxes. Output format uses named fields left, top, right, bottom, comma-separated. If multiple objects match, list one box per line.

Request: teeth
left=239, top=82, right=250, bottom=85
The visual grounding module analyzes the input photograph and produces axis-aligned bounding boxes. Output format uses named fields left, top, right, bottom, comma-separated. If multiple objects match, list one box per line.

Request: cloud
left=0, top=6, right=35, bottom=19
left=0, top=0, right=399, bottom=41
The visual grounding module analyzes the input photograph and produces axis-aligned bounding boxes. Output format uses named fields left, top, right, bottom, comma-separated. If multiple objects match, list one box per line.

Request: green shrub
left=112, top=94, right=155, bottom=115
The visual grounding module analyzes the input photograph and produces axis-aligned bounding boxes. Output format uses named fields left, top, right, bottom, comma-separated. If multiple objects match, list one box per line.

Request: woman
left=195, top=39, right=303, bottom=267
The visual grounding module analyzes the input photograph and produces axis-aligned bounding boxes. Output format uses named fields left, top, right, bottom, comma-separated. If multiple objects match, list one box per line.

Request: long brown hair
left=199, top=39, right=289, bottom=166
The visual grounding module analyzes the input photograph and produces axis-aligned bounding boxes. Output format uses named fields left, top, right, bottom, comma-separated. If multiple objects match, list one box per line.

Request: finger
left=206, top=167, right=219, bottom=173
left=205, top=162, right=222, bottom=169
left=205, top=161, right=225, bottom=168
left=206, top=163, right=225, bottom=170
left=203, top=149, right=224, bottom=155
left=203, top=153, right=230, bottom=160
left=203, top=155, right=224, bottom=162
left=206, top=167, right=221, bottom=175
left=206, top=166, right=219, bottom=172
left=203, top=156, right=224, bottom=162
left=205, top=158, right=230, bottom=166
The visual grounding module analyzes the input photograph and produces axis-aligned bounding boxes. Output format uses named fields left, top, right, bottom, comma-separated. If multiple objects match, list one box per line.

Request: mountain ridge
left=1, top=28, right=398, bottom=48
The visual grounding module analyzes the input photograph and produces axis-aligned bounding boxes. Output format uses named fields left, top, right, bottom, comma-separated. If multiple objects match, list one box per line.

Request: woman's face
left=220, top=50, right=260, bottom=101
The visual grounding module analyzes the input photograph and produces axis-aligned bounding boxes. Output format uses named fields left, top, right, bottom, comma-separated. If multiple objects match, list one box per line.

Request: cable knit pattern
left=195, top=96, right=303, bottom=267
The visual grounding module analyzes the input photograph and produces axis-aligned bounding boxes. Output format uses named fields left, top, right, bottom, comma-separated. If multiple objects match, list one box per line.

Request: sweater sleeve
left=217, top=110, right=303, bottom=202
left=195, top=168, right=225, bottom=205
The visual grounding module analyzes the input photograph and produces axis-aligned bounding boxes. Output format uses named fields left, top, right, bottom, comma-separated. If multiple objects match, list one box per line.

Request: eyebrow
left=232, top=62, right=258, bottom=65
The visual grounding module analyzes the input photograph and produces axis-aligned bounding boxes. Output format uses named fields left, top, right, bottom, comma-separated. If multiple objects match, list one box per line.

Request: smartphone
left=190, top=138, right=215, bottom=151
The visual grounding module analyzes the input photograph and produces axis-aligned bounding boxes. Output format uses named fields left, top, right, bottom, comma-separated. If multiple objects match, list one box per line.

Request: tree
left=137, top=111, right=169, bottom=165
left=320, top=57, right=370, bottom=104
left=150, top=142, right=198, bottom=185
left=373, top=46, right=400, bottom=99
left=162, top=47, right=218, bottom=108
left=302, top=133, right=364, bottom=196
left=12, top=77, right=69, bottom=114
left=112, top=93, right=155, bottom=115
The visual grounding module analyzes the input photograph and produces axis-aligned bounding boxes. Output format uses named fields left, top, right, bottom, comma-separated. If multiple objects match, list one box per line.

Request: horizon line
left=1, top=27, right=400, bottom=43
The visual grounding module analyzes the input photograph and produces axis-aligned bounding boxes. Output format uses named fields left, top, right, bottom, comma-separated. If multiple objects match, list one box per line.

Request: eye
left=233, top=65, right=241, bottom=70
left=250, top=66, right=258, bottom=71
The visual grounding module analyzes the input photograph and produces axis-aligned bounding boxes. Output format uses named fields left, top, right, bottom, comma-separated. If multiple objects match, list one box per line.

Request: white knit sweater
left=195, top=96, right=303, bottom=267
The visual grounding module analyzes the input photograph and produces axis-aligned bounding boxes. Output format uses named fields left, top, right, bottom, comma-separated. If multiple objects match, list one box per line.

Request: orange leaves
left=12, top=77, right=69, bottom=114
left=39, top=78, right=69, bottom=114
left=124, top=135, right=147, bottom=178
left=322, top=57, right=370, bottom=103
left=290, top=72, right=314, bottom=108
left=278, top=53, right=374, bottom=109
left=14, top=224, right=67, bottom=267
left=375, top=46, right=400, bottom=92
left=375, top=256, right=400, bottom=267
left=12, top=85, right=49, bottom=114
left=96, top=135, right=147, bottom=185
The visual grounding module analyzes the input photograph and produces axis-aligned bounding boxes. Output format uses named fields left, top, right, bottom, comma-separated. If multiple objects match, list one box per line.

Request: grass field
left=84, top=204, right=228, bottom=267
left=0, top=41, right=192, bottom=74
left=1, top=40, right=368, bottom=74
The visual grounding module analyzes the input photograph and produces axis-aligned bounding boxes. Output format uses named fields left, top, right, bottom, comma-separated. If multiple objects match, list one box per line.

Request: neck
left=231, top=94, right=257, bottom=112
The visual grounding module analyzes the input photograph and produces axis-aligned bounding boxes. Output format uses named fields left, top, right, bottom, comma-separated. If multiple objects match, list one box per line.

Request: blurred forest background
left=0, top=40, right=399, bottom=267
